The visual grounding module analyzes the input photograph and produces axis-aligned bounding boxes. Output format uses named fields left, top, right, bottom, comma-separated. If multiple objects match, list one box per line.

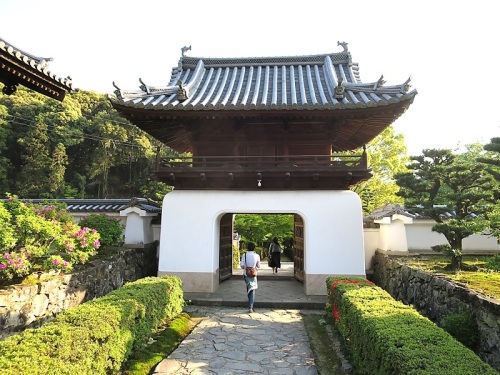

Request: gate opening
left=218, top=213, right=305, bottom=282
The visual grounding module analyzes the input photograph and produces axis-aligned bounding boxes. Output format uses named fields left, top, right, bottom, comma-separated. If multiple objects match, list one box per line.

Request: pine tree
left=16, top=121, right=51, bottom=198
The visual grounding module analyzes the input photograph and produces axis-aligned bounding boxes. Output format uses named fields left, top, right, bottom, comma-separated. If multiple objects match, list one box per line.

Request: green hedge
left=0, top=276, right=184, bottom=375
left=326, top=277, right=498, bottom=375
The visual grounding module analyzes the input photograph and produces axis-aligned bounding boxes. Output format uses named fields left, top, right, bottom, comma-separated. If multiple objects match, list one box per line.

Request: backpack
left=245, top=253, right=257, bottom=277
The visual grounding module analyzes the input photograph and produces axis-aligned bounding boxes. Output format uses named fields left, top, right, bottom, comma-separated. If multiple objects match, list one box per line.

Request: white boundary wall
left=158, top=190, right=366, bottom=295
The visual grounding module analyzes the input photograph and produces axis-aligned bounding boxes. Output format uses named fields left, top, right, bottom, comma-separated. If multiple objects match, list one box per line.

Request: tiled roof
left=3, top=198, right=161, bottom=214
left=364, top=204, right=417, bottom=220
left=364, top=204, right=478, bottom=221
left=111, top=44, right=416, bottom=112
left=0, top=37, right=73, bottom=101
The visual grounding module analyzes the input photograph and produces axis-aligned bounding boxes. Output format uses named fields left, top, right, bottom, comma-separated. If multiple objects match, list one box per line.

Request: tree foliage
left=395, top=148, right=497, bottom=269
left=234, top=214, right=294, bottom=246
left=478, top=137, right=500, bottom=239
left=0, top=86, right=173, bottom=201
left=351, top=126, right=408, bottom=214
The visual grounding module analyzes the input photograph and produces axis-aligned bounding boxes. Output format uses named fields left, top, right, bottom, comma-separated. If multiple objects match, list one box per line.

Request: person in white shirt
left=240, top=242, right=261, bottom=313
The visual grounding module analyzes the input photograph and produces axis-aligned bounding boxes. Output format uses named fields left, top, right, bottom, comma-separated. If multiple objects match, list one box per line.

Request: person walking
left=240, top=242, right=261, bottom=313
left=268, top=237, right=282, bottom=274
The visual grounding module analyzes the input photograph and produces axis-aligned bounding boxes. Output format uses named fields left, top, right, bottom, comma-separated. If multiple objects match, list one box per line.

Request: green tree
left=478, top=137, right=500, bottom=181
left=478, top=137, right=500, bottom=239
left=0, top=105, right=13, bottom=193
left=234, top=214, right=294, bottom=246
left=395, top=148, right=497, bottom=270
left=351, top=126, right=408, bottom=214
left=16, top=121, right=51, bottom=198
left=48, top=143, right=69, bottom=198
left=0, top=87, right=175, bottom=200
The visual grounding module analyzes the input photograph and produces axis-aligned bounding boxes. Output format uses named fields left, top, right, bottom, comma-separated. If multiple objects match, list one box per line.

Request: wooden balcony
left=154, top=152, right=371, bottom=190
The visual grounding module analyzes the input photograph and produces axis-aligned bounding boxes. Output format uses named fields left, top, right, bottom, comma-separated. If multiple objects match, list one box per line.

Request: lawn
left=402, top=255, right=500, bottom=300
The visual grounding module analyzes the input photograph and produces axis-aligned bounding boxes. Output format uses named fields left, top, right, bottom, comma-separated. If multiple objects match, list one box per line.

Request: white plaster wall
left=406, top=221, right=500, bottom=251
left=384, top=220, right=409, bottom=252
left=406, top=221, right=448, bottom=250
left=463, top=233, right=500, bottom=251
left=159, top=190, right=366, bottom=283
left=363, top=228, right=379, bottom=270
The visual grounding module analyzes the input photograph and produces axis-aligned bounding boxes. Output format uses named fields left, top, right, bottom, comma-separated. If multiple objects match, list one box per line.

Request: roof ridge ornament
left=112, top=81, right=123, bottom=100
left=139, top=78, right=150, bottom=94
left=181, top=45, right=191, bottom=57
left=402, top=77, right=412, bottom=93
left=177, top=79, right=188, bottom=101
left=373, top=75, right=386, bottom=90
left=337, top=41, right=348, bottom=53
left=334, top=76, right=345, bottom=99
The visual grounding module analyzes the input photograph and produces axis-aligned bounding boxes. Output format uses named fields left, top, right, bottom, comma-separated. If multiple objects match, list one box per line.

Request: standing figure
left=240, top=242, right=261, bottom=313
left=268, top=237, right=282, bottom=274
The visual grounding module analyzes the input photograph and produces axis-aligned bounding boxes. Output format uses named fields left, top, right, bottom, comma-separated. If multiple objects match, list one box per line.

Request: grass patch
left=402, top=255, right=500, bottom=300
left=120, top=312, right=200, bottom=375
left=302, top=312, right=351, bottom=375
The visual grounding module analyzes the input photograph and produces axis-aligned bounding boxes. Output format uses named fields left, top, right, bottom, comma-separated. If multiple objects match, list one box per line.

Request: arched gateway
left=110, top=43, right=416, bottom=296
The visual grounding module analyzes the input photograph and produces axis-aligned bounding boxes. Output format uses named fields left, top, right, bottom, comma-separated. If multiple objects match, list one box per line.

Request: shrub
left=0, top=276, right=184, bottom=375
left=0, top=195, right=100, bottom=283
left=485, top=254, right=500, bottom=271
left=232, top=245, right=241, bottom=269
left=440, top=311, right=479, bottom=350
left=326, top=277, right=498, bottom=375
left=78, top=213, right=124, bottom=246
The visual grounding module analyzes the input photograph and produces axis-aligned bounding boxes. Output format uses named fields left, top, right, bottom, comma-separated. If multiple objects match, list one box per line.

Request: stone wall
left=0, top=244, right=158, bottom=340
left=372, top=251, right=500, bottom=371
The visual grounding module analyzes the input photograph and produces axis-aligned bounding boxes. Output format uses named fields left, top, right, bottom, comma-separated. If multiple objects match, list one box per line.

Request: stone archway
left=158, top=190, right=366, bottom=296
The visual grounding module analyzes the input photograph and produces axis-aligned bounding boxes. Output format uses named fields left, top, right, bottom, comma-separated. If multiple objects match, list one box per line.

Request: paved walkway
left=153, top=262, right=328, bottom=374
left=183, top=262, right=327, bottom=310
left=153, top=307, right=320, bottom=374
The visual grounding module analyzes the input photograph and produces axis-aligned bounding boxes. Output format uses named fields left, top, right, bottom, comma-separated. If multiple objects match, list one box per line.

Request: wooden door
left=219, top=213, right=233, bottom=282
left=294, top=214, right=305, bottom=281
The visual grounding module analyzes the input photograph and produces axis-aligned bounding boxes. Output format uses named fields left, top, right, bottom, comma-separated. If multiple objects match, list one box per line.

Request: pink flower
left=93, top=240, right=100, bottom=247
left=81, top=241, right=87, bottom=247
left=0, top=264, right=6, bottom=269
left=63, top=261, right=68, bottom=267
left=52, top=259, right=59, bottom=266
left=3, top=253, right=10, bottom=259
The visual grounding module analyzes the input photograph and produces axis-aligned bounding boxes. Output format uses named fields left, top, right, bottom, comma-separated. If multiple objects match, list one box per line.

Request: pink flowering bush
left=78, top=213, right=123, bottom=246
left=0, top=195, right=101, bottom=284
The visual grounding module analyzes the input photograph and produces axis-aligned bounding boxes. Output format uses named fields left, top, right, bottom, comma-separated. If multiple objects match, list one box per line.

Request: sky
left=1, top=0, right=499, bottom=155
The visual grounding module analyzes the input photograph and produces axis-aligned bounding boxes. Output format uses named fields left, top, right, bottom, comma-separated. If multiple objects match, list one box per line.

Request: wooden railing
left=156, top=153, right=368, bottom=172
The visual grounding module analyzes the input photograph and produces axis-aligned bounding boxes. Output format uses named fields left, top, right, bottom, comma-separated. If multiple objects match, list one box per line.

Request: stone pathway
left=153, top=306, right=319, bottom=375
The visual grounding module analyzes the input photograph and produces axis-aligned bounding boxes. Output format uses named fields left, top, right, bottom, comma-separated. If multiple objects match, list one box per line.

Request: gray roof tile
left=0, top=37, right=73, bottom=92
left=111, top=47, right=416, bottom=112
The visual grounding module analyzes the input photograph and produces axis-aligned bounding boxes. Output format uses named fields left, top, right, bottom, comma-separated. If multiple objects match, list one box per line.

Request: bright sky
left=1, top=0, right=499, bottom=155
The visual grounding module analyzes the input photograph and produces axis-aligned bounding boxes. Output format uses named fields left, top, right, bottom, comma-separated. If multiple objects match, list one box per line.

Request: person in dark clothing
left=268, top=237, right=282, bottom=273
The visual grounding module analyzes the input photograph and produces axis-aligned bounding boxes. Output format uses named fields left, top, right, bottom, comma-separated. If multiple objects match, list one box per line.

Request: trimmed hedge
left=0, top=276, right=184, bottom=375
left=326, top=276, right=498, bottom=375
